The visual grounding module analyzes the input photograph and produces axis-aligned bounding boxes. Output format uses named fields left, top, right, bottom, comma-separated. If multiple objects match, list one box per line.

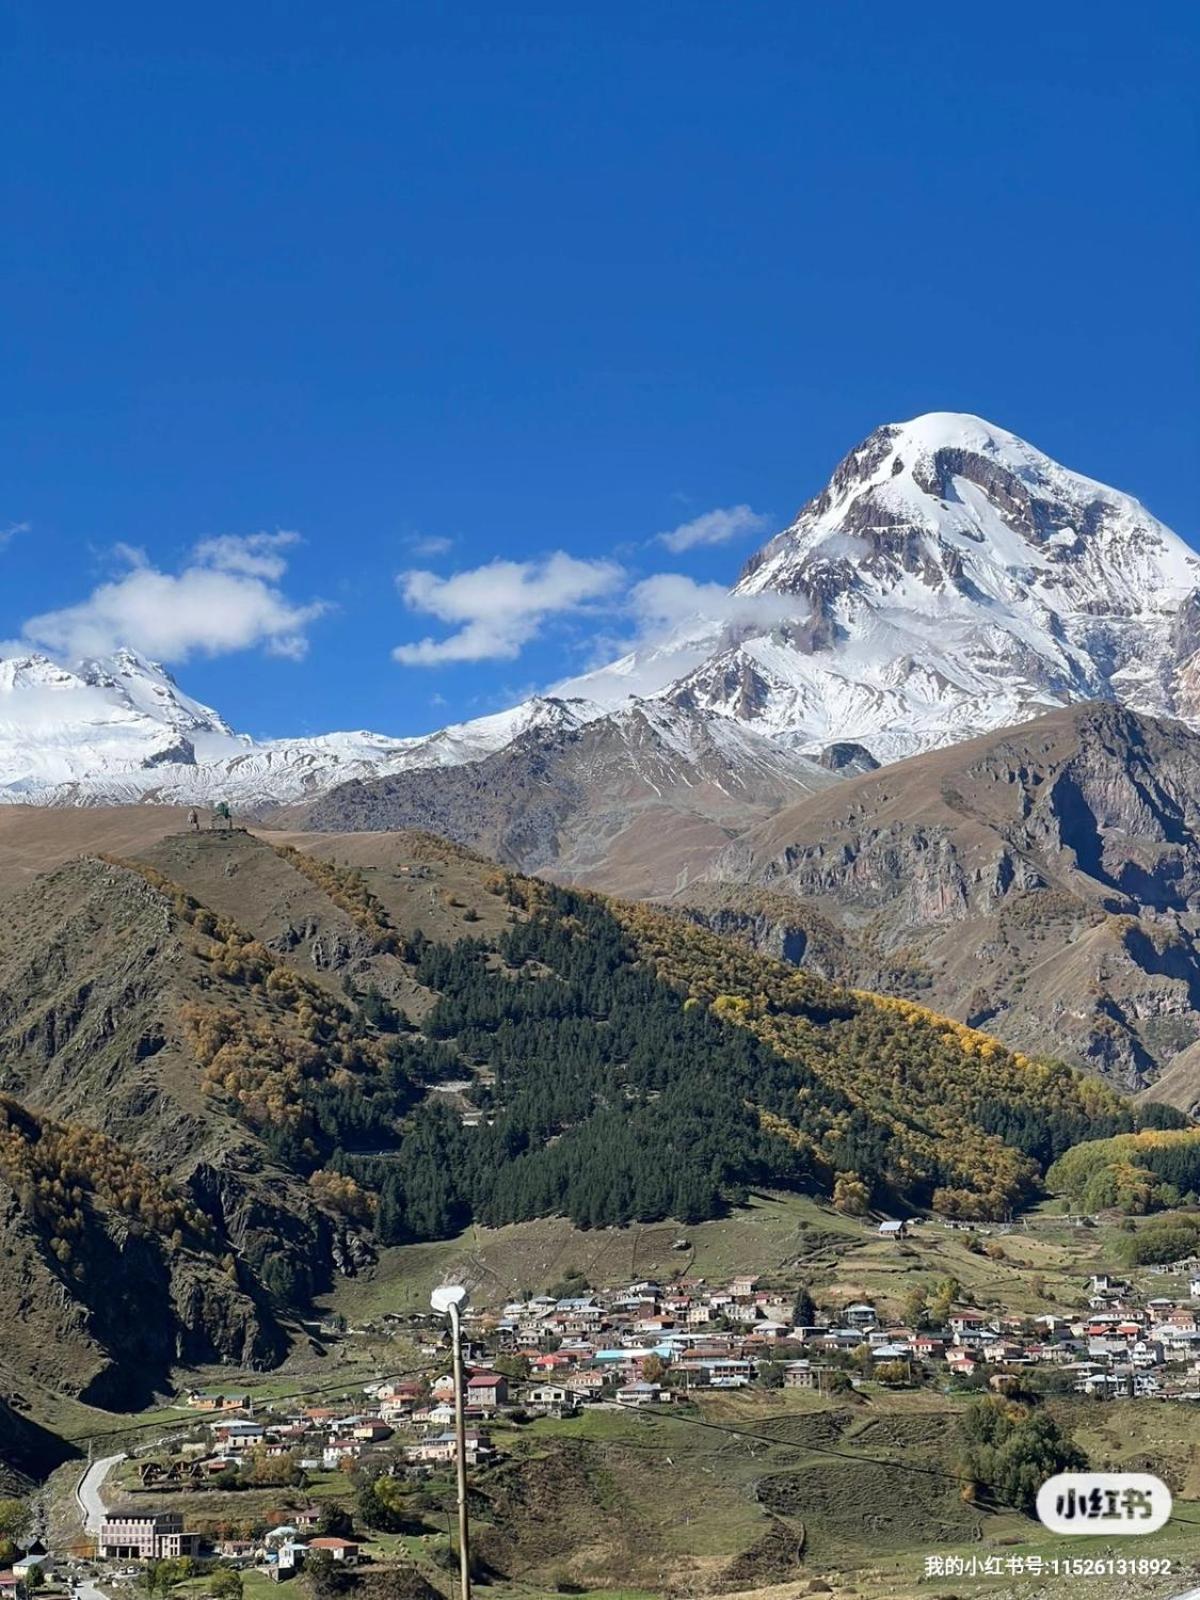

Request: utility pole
left=432, top=1285, right=471, bottom=1600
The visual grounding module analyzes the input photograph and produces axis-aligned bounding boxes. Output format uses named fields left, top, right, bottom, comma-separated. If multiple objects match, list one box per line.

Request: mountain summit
left=2, top=413, right=1197, bottom=804
left=632, top=412, right=1200, bottom=762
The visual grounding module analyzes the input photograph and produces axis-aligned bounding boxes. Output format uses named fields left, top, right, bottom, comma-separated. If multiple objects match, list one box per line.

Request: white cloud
left=548, top=573, right=807, bottom=702
left=393, top=552, right=624, bottom=666
left=1, top=521, right=30, bottom=550
left=192, top=530, right=300, bottom=581
left=406, top=534, right=455, bottom=558
left=23, top=536, right=325, bottom=663
left=110, top=540, right=149, bottom=568
left=628, top=572, right=801, bottom=633
left=657, top=504, right=771, bottom=553
left=811, top=530, right=870, bottom=562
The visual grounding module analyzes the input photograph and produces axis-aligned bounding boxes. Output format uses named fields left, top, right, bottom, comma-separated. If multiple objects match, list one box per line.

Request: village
left=10, top=1223, right=1182, bottom=1590
left=5, top=1214, right=1200, bottom=1600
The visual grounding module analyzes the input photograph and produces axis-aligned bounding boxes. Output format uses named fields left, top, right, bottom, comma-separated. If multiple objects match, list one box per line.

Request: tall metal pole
left=448, top=1301, right=472, bottom=1600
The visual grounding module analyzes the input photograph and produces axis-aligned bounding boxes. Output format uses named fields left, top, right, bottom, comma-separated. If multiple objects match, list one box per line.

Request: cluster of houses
left=1063, top=1269, right=1200, bottom=1399
left=452, top=1264, right=1200, bottom=1411
left=249, top=1531, right=359, bottom=1578
left=92, top=1504, right=361, bottom=1581
left=181, top=1395, right=401, bottom=1476
left=10, top=1256, right=1194, bottom=1596
left=476, top=1266, right=1200, bottom=1402
left=167, top=1265, right=1200, bottom=1490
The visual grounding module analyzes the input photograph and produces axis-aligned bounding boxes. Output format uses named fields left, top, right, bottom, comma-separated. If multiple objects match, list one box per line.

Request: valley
left=25, top=1191, right=1200, bottom=1600
left=0, top=814, right=1197, bottom=1599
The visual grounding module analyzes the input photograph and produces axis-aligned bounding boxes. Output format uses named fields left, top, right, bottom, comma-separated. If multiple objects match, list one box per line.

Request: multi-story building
left=99, top=1510, right=201, bottom=1561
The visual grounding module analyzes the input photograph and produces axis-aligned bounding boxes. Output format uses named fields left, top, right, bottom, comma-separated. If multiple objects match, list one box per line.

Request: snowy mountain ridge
left=0, top=646, right=610, bottom=807
left=3, top=411, right=1198, bottom=805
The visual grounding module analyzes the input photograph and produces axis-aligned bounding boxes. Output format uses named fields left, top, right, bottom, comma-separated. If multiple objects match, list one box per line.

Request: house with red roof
left=307, top=1538, right=360, bottom=1566
left=466, top=1372, right=508, bottom=1411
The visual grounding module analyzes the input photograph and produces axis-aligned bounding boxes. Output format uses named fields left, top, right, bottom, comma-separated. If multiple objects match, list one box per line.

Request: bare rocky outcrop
left=0, top=1160, right=283, bottom=1412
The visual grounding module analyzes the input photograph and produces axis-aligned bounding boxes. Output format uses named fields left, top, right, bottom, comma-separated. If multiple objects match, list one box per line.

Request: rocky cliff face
left=698, top=702, right=1200, bottom=1102
left=0, top=1115, right=284, bottom=1411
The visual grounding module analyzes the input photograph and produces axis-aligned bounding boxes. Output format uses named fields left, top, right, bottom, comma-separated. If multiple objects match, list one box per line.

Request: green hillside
left=1047, top=1127, right=1200, bottom=1267
left=0, top=826, right=1187, bottom=1424
left=336, top=872, right=1181, bottom=1238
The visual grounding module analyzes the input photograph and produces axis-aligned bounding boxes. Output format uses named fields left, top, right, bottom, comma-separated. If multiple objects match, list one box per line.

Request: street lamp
left=430, top=1284, right=471, bottom=1600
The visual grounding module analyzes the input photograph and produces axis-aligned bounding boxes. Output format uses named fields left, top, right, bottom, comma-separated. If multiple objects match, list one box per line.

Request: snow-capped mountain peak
left=0, top=649, right=237, bottom=796
left=740, top=411, right=1195, bottom=604
left=654, top=412, right=1200, bottom=762
left=0, top=647, right=608, bottom=808
left=76, top=647, right=236, bottom=737
left=3, top=413, right=1197, bottom=805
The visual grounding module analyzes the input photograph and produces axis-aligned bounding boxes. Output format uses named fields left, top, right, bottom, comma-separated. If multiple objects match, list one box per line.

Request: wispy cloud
left=23, top=534, right=326, bottom=663
left=0, top=521, right=30, bottom=550
left=546, top=572, right=806, bottom=702
left=406, top=533, right=455, bottom=558
left=628, top=572, right=801, bottom=633
left=393, top=552, right=625, bottom=666
left=657, top=504, right=771, bottom=553
left=192, top=530, right=301, bottom=581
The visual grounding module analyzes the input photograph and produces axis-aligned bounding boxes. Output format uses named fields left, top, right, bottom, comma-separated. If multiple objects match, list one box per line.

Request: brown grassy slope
left=0, top=1398, right=77, bottom=1494
left=0, top=843, right=393, bottom=1326
left=0, top=853, right=216, bottom=1160
left=1139, top=1038, right=1200, bottom=1117
left=0, top=805, right=190, bottom=901
left=135, top=829, right=381, bottom=998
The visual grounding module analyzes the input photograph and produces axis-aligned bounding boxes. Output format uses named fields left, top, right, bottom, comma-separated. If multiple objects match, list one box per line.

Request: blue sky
left=2, top=0, right=1197, bottom=738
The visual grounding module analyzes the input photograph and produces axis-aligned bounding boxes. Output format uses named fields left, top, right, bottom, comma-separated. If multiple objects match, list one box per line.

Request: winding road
left=75, top=1452, right=125, bottom=1536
